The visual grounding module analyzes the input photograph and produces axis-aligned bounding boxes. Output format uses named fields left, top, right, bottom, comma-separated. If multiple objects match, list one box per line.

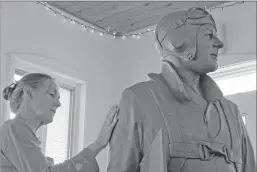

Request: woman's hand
left=95, top=105, right=119, bottom=149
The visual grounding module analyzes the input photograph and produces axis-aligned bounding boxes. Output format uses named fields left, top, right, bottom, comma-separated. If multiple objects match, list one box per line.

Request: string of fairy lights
left=37, top=1, right=244, bottom=40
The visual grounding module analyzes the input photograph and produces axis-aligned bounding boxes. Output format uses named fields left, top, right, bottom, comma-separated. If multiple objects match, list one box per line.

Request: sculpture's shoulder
left=126, top=80, right=156, bottom=96
left=120, top=79, right=159, bottom=111
left=119, top=79, right=166, bottom=126
left=219, top=97, right=242, bottom=125
left=124, top=73, right=163, bottom=96
left=220, top=97, right=239, bottom=113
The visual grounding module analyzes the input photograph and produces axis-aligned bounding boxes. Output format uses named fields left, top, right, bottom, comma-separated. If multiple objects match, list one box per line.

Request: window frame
left=209, top=59, right=256, bottom=81
left=3, top=52, right=87, bottom=158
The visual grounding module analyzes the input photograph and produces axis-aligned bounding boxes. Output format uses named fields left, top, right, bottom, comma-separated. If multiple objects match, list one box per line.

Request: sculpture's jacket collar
left=147, top=61, right=223, bottom=103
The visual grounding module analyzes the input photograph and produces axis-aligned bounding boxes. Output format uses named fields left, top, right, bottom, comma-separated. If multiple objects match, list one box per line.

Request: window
left=215, top=72, right=256, bottom=96
left=45, top=86, right=72, bottom=164
left=10, top=71, right=73, bottom=164
left=210, top=60, right=256, bottom=126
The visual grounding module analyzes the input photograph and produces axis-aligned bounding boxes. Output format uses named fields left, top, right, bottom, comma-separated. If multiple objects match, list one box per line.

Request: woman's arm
left=4, top=106, right=119, bottom=172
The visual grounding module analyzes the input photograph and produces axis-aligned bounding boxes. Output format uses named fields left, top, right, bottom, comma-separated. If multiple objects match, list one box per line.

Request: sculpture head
left=155, top=7, right=224, bottom=74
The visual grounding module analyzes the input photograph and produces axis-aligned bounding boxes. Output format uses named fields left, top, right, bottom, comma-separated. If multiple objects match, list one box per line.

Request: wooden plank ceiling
left=48, top=1, right=228, bottom=36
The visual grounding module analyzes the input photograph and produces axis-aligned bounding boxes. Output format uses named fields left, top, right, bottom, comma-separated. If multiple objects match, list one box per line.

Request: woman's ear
left=23, top=86, right=33, bottom=100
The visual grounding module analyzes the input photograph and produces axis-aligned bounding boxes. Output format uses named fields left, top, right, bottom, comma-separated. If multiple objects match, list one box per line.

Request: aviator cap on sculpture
left=155, top=7, right=217, bottom=61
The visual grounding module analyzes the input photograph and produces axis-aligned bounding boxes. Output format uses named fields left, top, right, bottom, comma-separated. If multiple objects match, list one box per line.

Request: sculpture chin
left=210, top=61, right=219, bottom=72
left=199, top=63, right=219, bottom=75
left=188, top=61, right=219, bottom=75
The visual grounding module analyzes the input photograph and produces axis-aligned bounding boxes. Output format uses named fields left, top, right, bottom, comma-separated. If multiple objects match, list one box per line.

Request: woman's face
left=29, top=79, right=61, bottom=125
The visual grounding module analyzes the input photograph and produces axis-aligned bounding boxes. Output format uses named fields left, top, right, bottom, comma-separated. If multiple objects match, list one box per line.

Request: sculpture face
left=183, top=23, right=224, bottom=74
left=155, top=7, right=224, bottom=74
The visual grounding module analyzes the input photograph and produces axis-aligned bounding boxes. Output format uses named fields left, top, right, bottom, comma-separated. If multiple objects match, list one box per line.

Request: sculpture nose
left=213, top=36, right=224, bottom=49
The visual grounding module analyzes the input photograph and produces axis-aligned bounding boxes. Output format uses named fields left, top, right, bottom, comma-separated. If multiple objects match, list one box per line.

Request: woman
left=0, top=73, right=119, bottom=172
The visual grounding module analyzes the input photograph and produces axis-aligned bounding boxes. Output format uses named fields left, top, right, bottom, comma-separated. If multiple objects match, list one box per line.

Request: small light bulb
left=122, top=36, right=126, bottom=40
left=62, top=18, right=67, bottom=22
left=132, top=35, right=136, bottom=38
left=81, top=25, right=86, bottom=31
left=91, top=29, right=94, bottom=33
left=46, top=7, right=50, bottom=10
left=53, top=13, right=57, bottom=16
left=137, top=35, right=140, bottom=39
left=100, top=32, right=103, bottom=36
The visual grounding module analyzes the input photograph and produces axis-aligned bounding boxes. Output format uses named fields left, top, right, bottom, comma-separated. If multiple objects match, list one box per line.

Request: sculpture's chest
left=149, top=88, right=232, bottom=145
left=170, top=101, right=231, bottom=144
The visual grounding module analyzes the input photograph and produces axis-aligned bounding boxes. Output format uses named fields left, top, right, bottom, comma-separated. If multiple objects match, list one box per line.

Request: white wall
left=1, top=1, right=256, bottom=171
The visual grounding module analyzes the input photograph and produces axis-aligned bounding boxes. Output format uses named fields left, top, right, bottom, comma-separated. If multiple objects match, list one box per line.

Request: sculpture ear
left=166, top=31, right=184, bottom=51
left=166, top=36, right=196, bottom=61
left=168, top=40, right=184, bottom=51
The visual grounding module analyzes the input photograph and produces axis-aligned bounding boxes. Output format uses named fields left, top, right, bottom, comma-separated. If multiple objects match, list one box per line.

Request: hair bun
left=3, top=83, right=17, bottom=101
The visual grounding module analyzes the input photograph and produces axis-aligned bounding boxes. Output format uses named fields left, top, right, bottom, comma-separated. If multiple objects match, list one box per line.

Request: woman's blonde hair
left=3, top=73, right=53, bottom=114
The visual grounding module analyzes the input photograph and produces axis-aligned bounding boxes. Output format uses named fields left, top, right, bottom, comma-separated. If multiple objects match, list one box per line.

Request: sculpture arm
left=235, top=107, right=256, bottom=172
left=107, top=89, right=144, bottom=172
